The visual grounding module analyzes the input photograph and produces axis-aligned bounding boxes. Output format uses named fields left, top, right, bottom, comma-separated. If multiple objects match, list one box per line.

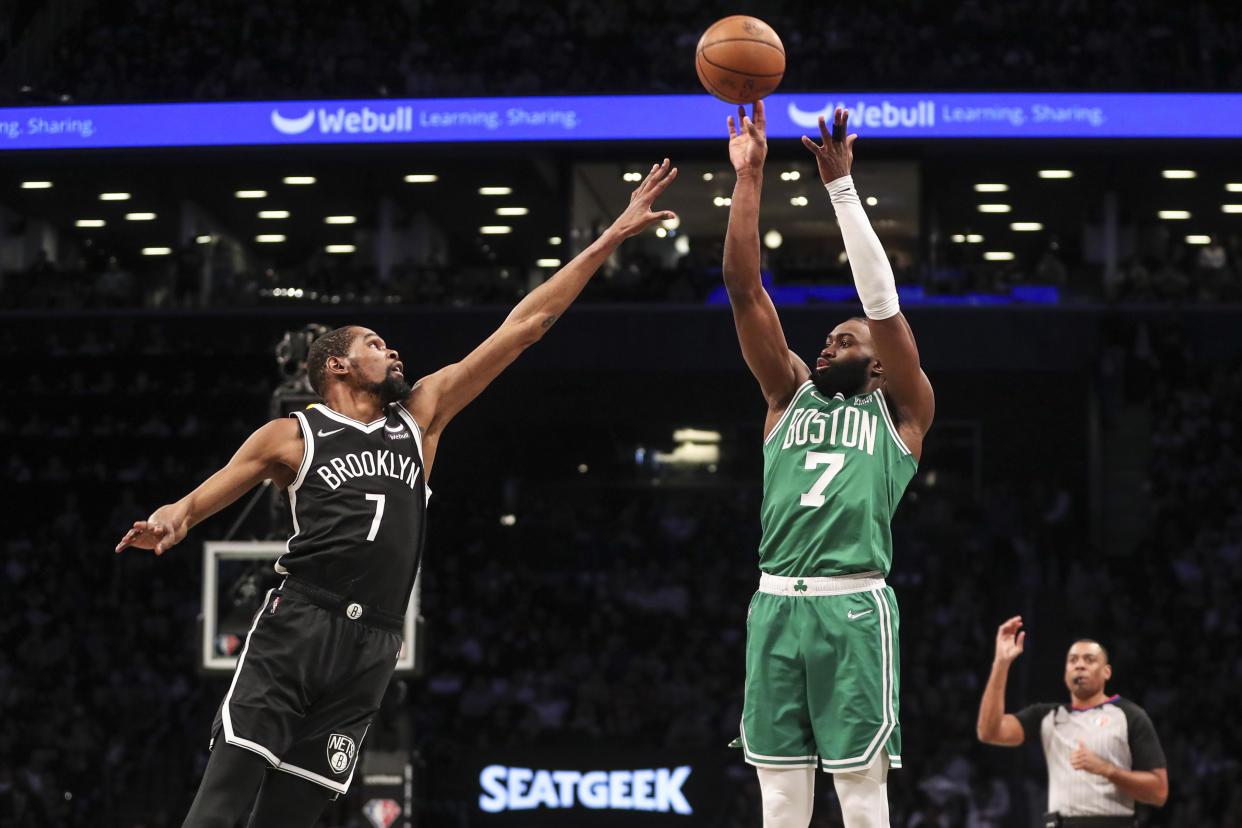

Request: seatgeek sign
left=1, top=92, right=1240, bottom=150
left=467, top=752, right=719, bottom=826
left=479, top=765, right=692, bottom=814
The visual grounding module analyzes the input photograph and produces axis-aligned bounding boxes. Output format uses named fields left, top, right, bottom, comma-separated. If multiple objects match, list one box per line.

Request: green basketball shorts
left=738, top=572, right=901, bottom=773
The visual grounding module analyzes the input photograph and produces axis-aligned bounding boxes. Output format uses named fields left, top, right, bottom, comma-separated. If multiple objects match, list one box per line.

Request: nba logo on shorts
left=326, top=733, right=356, bottom=774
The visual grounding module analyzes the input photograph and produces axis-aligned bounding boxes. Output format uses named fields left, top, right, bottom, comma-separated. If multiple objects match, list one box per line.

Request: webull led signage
left=2, top=93, right=1242, bottom=151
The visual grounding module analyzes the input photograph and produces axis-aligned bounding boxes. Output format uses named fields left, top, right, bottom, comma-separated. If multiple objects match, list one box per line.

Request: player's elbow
left=505, top=313, right=550, bottom=349
left=722, top=278, right=765, bottom=304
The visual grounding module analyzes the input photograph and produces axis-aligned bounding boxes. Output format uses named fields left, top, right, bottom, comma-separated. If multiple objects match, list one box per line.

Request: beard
left=364, top=370, right=413, bottom=405
left=811, top=357, right=872, bottom=398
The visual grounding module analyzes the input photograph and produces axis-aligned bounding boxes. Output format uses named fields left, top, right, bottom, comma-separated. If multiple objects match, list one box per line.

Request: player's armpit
left=183, top=419, right=302, bottom=525
left=405, top=324, right=534, bottom=439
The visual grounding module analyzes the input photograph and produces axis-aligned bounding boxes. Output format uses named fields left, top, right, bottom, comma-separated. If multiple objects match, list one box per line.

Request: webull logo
left=270, top=106, right=415, bottom=136
left=788, top=100, right=934, bottom=130
left=478, top=765, right=692, bottom=814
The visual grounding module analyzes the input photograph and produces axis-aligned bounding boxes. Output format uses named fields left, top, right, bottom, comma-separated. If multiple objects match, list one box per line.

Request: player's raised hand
left=802, top=106, right=856, bottom=185
left=610, top=158, right=678, bottom=239
left=993, top=616, right=1026, bottom=664
left=727, top=100, right=767, bottom=175
left=115, top=505, right=188, bottom=555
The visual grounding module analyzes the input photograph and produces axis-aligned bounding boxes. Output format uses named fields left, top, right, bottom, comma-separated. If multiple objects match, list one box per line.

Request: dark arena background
left=2, top=2, right=1241, bottom=826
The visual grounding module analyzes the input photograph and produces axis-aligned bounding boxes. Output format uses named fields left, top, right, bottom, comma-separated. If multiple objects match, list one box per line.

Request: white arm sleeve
left=826, top=174, right=900, bottom=320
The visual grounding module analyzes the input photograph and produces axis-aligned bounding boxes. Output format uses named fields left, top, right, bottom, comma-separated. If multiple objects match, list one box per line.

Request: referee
left=976, top=616, right=1168, bottom=827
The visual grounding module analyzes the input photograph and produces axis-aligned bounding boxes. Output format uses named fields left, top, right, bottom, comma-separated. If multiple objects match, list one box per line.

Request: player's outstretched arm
left=977, top=616, right=1027, bottom=746
left=803, top=108, right=935, bottom=457
left=723, top=100, right=809, bottom=426
left=114, top=419, right=300, bottom=555
left=406, top=159, right=677, bottom=445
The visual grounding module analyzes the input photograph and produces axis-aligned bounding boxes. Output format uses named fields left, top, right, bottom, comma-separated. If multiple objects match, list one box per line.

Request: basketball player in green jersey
left=722, top=102, right=934, bottom=828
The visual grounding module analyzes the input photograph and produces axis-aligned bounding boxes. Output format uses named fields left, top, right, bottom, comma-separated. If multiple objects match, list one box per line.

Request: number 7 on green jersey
left=801, top=451, right=845, bottom=507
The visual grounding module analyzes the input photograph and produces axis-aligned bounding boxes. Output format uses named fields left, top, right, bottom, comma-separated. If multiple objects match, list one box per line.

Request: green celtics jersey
left=759, top=380, right=918, bottom=577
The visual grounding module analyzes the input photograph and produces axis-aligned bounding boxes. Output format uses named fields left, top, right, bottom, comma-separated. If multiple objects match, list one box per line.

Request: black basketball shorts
left=210, top=584, right=403, bottom=794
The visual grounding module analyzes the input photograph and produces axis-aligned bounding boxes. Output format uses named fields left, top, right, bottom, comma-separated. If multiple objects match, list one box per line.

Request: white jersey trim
left=393, top=404, right=432, bottom=505
left=764, top=380, right=816, bottom=447
left=279, top=412, right=316, bottom=570
left=821, top=588, right=898, bottom=772
left=220, top=589, right=282, bottom=767
left=739, top=719, right=819, bottom=767
left=272, top=724, right=369, bottom=795
left=288, top=411, right=315, bottom=493
left=310, top=403, right=387, bottom=433
left=874, top=389, right=913, bottom=457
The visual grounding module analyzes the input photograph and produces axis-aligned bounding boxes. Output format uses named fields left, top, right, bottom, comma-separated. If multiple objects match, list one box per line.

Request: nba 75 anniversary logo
left=327, top=733, right=357, bottom=774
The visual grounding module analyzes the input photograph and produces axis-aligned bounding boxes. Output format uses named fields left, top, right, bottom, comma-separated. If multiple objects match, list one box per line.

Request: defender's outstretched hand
left=802, top=106, right=856, bottom=184
left=610, top=158, right=678, bottom=239
left=727, top=100, right=767, bottom=176
left=115, top=506, right=189, bottom=555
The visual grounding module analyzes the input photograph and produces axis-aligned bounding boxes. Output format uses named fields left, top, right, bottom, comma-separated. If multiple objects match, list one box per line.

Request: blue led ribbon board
left=1, top=93, right=1239, bottom=150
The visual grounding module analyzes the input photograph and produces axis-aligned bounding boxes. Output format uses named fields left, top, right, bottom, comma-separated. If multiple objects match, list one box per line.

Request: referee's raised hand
left=994, top=616, right=1026, bottom=665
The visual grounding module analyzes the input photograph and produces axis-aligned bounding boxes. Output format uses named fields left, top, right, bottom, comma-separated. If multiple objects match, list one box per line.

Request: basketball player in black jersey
left=115, top=160, right=678, bottom=828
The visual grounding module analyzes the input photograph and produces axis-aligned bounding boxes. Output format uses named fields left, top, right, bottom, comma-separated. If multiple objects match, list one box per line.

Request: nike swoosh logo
left=847, top=609, right=873, bottom=620
left=317, top=427, right=345, bottom=437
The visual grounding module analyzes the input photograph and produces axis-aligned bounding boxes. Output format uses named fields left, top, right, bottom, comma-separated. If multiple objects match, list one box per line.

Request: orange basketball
left=695, top=15, right=785, bottom=105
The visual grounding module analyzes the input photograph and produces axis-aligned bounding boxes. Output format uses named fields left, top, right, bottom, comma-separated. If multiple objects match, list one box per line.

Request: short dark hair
left=1071, top=638, right=1110, bottom=664
left=306, top=326, right=360, bottom=395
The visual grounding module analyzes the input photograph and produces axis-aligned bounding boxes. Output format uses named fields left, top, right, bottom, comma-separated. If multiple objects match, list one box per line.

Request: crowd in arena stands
left=2, top=314, right=1239, bottom=826
left=11, top=0, right=1242, bottom=105
left=4, top=230, right=1239, bottom=311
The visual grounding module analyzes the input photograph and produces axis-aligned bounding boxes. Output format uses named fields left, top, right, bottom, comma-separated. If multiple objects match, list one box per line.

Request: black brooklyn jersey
left=277, top=402, right=428, bottom=616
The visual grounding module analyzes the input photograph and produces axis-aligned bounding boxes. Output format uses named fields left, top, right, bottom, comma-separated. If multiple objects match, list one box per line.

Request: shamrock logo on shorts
left=794, top=580, right=808, bottom=592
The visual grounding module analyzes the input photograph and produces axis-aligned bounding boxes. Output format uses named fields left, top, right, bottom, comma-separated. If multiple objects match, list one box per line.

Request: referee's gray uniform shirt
left=1016, top=694, right=1166, bottom=818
